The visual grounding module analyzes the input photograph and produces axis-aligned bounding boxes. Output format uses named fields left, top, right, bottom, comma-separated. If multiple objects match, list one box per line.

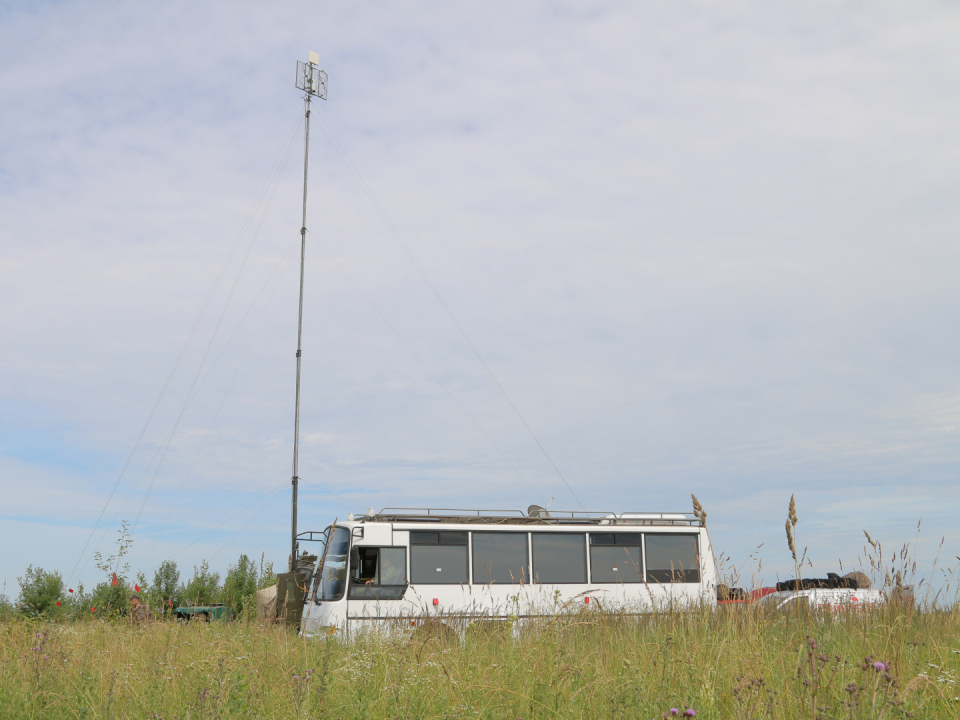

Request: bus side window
left=590, top=533, right=643, bottom=583
left=473, top=532, right=528, bottom=585
left=531, top=533, right=586, bottom=584
left=410, top=532, right=468, bottom=584
left=347, top=547, right=409, bottom=600
left=645, top=534, right=700, bottom=583
left=378, top=548, right=406, bottom=585
left=351, top=547, right=379, bottom=584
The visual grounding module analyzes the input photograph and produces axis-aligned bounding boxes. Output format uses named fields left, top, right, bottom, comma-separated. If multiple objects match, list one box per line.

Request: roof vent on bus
left=527, top=504, right=552, bottom=519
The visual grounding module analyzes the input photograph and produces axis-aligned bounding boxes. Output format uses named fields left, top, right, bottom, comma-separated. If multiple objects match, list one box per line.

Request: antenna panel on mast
left=297, top=56, right=328, bottom=100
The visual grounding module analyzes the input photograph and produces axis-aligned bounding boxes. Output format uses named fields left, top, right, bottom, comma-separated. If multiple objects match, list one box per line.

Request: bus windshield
left=315, top=526, right=349, bottom=602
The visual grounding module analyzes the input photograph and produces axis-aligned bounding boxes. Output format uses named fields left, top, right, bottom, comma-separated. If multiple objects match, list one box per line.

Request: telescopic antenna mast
left=291, top=51, right=328, bottom=571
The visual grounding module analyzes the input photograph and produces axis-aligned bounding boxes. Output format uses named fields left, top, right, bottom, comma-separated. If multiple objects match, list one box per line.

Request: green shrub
left=16, top=566, right=64, bottom=617
left=182, top=560, right=219, bottom=605
left=220, top=554, right=258, bottom=617
left=60, top=583, right=89, bottom=620
left=89, top=580, right=129, bottom=618
left=151, top=560, right=181, bottom=615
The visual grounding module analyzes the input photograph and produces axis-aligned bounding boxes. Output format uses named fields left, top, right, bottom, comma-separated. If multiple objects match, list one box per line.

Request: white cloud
left=2, top=1, right=959, bottom=594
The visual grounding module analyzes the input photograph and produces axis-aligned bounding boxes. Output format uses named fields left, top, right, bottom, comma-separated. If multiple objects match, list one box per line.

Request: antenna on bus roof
left=290, top=51, right=328, bottom=571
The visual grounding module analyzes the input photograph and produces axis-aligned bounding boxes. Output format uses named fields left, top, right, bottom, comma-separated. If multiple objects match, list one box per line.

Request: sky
left=2, top=1, right=959, bottom=599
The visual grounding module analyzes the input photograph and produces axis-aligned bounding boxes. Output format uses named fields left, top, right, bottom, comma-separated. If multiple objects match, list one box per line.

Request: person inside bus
left=378, top=554, right=402, bottom=585
left=364, top=551, right=402, bottom=586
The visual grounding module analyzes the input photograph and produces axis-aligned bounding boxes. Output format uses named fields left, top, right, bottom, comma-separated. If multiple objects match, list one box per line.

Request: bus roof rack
left=373, top=508, right=702, bottom=527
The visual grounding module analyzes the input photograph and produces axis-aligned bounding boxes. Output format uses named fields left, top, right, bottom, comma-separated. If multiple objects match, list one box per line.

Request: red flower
left=68, top=589, right=74, bottom=593
left=91, top=607, right=96, bottom=613
left=168, top=598, right=173, bottom=607
left=56, top=601, right=61, bottom=606
left=135, top=584, right=140, bottom=593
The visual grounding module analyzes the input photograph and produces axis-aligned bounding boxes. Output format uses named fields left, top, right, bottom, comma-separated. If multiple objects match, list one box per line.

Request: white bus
left=299, top=507, right=717, bottom=637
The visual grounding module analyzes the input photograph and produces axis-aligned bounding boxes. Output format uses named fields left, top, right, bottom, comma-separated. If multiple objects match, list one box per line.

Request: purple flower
left=872, top=661, right=887, bottom=672
left=670, top=709, right=680, bottom=716
left=294, top=675, right=300, bottom=681
left=684, top=710, right=696, bottom=717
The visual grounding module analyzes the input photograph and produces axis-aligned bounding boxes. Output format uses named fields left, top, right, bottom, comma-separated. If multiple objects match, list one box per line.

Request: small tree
left=152, top=559, right=181, bottom=615
left=91, top=520, right=135, bottom=617
left=16, top=566, right=64, bottom=617
left=183, top=560, right=220, bottom=605
left=220, top=554, right=259, bottom=617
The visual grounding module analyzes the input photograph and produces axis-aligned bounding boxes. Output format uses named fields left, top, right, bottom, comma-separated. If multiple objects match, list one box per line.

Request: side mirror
left=352, top=527, right=364, bottom=540
left=349, top=547, right=360, bottom=580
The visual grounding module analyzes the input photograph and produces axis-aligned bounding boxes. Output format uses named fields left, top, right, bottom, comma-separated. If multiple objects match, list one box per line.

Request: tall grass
left=3, top=604, right=959, bottom=719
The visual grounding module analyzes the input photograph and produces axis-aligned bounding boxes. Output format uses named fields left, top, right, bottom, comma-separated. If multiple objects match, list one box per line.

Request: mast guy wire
left=307, top=229, right=543, bottom=501
left=311, top=111, right=585, bottom=510
left=69, top=111, right=303, bottom=584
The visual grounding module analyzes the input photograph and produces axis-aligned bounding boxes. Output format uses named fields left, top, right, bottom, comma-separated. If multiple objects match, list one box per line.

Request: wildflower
left=670, top=710, right=680, bottom=716
left=56, top=601, right=61, bottom=606
left=91, top=607, right=96, bottom=613
left=68, top=589, right=74, bottom=593
left=873, top=661, right=887, bottom=672
left=684, top=710, right=696, bottom=717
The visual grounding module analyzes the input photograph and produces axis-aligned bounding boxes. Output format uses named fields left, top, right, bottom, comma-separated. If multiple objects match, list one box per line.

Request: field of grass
left=2, top=605, right=959, bottom=719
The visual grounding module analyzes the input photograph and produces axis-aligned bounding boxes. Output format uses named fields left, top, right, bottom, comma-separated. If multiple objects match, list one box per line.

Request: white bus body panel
left=301, top=518, right=716, bottom=638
